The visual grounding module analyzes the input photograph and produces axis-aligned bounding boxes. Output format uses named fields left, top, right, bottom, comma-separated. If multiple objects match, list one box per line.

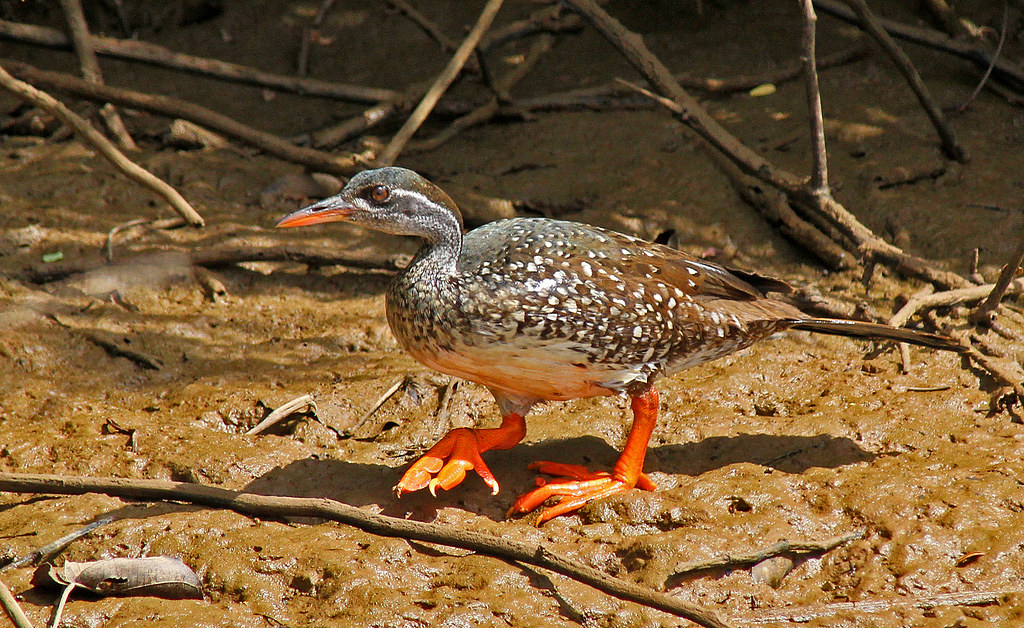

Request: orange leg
left=395, top=411, right=526, bottom=497
left=508, top=387, right=660, bottom=524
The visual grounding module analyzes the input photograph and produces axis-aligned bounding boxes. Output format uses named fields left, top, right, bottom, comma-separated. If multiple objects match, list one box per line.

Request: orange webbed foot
left=394, top=412, right=526, bottom=498
left=507, top=461, right=657, bottom=525
left=395, top=428, right=501, bottom=496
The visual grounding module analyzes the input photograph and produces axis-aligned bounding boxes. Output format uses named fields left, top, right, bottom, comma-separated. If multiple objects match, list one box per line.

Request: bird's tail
left=787, top=318, right=963, bottom=352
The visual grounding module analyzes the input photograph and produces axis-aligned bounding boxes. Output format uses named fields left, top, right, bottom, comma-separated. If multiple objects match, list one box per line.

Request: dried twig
left=2, top=60, right=365, bottom=177
left=2, top=516, right=116, bottom=573
left=562, top=0, right=801, bottom=192
left=246, top=394, right=317, bottom=436
left=379, top=0, right=506, bottom=165
left=296, top=0, right=336, bottom=77
left=800, top=0, right=830, bottom=197
left=955, top=1, right=1009, bottom=113
left=27, top=243, right=409, bottom=285
left=384, top=0, right=475, bottom=72
left=76, top=329, right=164, bottom=371
left=0, top=577, right=33, bottom=628
left=970, top=232, right=1024, bottom=325
left=0, top=19, right=398, bottom=104
left=835, top=0, right=964, bottom=161
left=0, top=472, right=733, bottom=628
left=735, top=588, right=1018, bottom=624
left=346, top=376, right=410, bottom=438
left=669, top=530, right=865, bottom=582
left=813, top=0, right=1024, bottom=91
left=412, top=32, right=556, bottom=153
left=616, top=78, right=853, bottom=271
left=0, top=62, right=204, bottom=227
left=105, top=217, right=185, bottom=262
left=58, top=0, right=137, bottom=151
left=891, top=278, right=1024, bottom=328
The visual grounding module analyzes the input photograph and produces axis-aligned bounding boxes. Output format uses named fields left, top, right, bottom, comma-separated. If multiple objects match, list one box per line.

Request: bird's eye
left=369, top=185, right=390, bottom=203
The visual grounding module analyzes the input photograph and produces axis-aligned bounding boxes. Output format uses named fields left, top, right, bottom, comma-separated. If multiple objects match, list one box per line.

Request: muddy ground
left=2, top=1, right=1024, bottom=626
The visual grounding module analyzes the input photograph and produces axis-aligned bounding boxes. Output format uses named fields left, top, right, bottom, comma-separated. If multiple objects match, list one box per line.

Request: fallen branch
left=0, top=472, right=732, bottom=628
left=0, top=19, right=397, bottom=104
left=26, top=243, right=410, bottom=285
left=2, top=60, right=364, bottom=177
left=835, top=0, right=965, bottom=161
left=734, top=588, right=1017, bottom=624
left=384, top=0, right=478, bottom=73
left=813, top=0, right=1024, bottom=91
left=59, top=0, right=136, bottom=151
left=800, top=0, right=830, bottom=196
left=1, top=515, right=116, bottom=573
left=616, top=79, right=853, bottom=271
left=246, top=394, right=317, bottom=436
left=379, top=0, right=506, bottom=165
left=971, top=232, right=1024, bottom=325
left=668, top=530, right=864, bottom=583
left=890, top=278, right=1024, bottom=328
left=565, top=0, right=969, bottom=291
left=0, top=62, right=204, bottom=227
left=561, top=0, right=802, bottom=193
left=411, top=32, right=556, bottom=153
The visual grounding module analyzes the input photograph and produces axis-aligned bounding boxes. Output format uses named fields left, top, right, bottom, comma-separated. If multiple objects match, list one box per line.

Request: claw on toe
left=508, top=461, right=657, bottom=524
left=394, top=428, right=502, bottom=497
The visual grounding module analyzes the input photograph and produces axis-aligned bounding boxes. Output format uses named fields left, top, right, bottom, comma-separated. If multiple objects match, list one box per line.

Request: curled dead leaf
left=33, top=556, right=202, bottom=599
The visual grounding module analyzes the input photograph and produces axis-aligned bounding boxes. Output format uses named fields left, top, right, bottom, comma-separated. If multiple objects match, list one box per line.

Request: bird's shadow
left=241, top=432, right=874, bottom=522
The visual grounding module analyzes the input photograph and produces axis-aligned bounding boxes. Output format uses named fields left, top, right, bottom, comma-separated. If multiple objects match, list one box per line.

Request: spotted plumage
left=387, top=216, right=798, bottom=403
left=277, top=167, right=960, bottom=523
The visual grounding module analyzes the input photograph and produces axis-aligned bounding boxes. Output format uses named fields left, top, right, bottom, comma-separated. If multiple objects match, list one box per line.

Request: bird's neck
left=401, top=215, right=463, bottom=286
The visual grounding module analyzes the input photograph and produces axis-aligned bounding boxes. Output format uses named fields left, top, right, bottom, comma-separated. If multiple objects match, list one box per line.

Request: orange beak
left=275, top=198, right=353, bottom=228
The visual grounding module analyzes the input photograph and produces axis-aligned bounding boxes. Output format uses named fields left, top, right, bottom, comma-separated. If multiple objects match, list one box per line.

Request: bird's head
left=276, top=167, right=463, bottom=241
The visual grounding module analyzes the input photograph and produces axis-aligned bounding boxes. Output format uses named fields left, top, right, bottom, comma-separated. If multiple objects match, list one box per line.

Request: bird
left=276, top=166, right=961, bottom=524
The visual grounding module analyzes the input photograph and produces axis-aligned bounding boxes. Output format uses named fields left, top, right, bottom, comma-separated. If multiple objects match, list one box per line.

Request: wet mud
left=2, top=1, right=1023, bottom=626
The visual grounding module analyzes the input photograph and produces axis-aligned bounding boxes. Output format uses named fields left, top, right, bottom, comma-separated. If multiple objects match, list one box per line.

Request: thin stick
left=49, top=582, right=76, bottom=628
left=800, top=0, right=830, bottom=197
left=2, top=60, right=364, bottom=177
left=378, top=0, right=506, bottom=165
left=59, top=0, right=137, bottom=151
left=670, top=530, right=864, bottom=581
left=346, top=376, right=410, bottom=437
left=412, top=33, right=555, bottom=153
left=3, top=515, right=116, bottom=572
left=27, top=243, right=409, bottom=285
left=308, top=87, right=421, bottom=149
left=955, top=1, right=1009, bottom=113
left=105, top=217, right=185, bottom=263
left=836, top=0, right=964, bottom=161
left=384, top=0, right=461, bottom=58
left=734, top=588, right=1019, bottom=624
left=616, top=78, right=853, bottom=270
left=246, top=394, right=317, bottom=435
left=812, top=0, right=1024, bottom=90
left=0, top=577, right=33, bottom=628
left=562, top=0, right=802, bottom=192
left=896, top=285, right=934, bottom=372
left=0, top=19, right=397, bottom=104
left=569, top=1, right=966, bottom=289
left=0, top=472, right=732, bottom=628
left=57, top=0, right=135, bottom=151
left=890, top=278, right=1024, bottom=328
left=0, top=62, right=204, bottom=227
left=970, top=232, right=1024, bottom=325
left=296, top=0, right=336, bottom=77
